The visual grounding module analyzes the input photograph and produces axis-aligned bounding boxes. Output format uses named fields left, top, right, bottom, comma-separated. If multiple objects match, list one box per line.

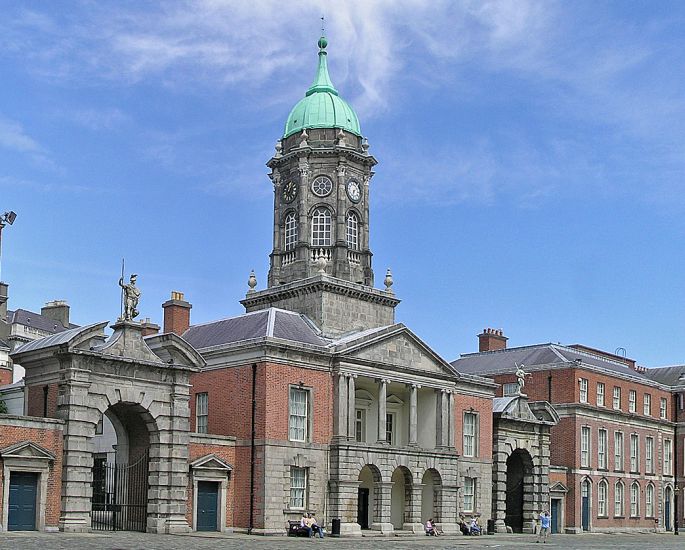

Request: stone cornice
left=240, top=274, right=400, bottom=310
left=267, top=147, right=377, bottom=170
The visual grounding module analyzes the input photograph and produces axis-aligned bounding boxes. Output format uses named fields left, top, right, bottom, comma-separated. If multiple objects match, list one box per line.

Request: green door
left=8, top=472, right=38, bottom=531
left=197, top=481, right=219, bottom=531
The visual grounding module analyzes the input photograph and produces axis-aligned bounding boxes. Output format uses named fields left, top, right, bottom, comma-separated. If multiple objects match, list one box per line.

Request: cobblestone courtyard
left=0, top=532, right=682, bottom=550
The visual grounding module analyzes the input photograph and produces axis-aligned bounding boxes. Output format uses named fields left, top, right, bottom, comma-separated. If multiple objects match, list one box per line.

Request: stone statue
left=119, top=274, right=141, bottom=321
left=515, top=363, right=529, bottom=394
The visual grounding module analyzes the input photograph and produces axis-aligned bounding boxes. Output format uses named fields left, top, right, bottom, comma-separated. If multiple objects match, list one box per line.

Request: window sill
left=597, top=515, right=609, bottom=519
left=614, top=469, right=624, bottom=473
left=613, top=516, right=625, bottom=519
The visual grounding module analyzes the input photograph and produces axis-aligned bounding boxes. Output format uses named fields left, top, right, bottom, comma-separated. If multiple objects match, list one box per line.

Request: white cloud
left=0, top=116, right=42, bottom=154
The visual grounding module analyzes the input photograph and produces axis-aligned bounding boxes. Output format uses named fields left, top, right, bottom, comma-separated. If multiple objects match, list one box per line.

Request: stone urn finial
left=247, top=270, right=257, bottom=293
left=316, top=254, right=327, bottom=274
left=274, top=140, right=283, bottom=158
left=384, top=268, right=394, bottom=293
left=300, top=129, right=309, bottom=147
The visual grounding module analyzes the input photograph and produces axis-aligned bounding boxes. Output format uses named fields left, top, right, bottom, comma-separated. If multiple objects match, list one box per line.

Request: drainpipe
left=248, top=362, right=257, bottom=535
left=674, top=391, right=679, bottom=535
left=547, top=375, right=553, bottom=403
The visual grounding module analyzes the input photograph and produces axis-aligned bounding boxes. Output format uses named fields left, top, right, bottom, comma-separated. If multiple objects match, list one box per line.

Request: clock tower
left=241, top=36, right=399, bottom=337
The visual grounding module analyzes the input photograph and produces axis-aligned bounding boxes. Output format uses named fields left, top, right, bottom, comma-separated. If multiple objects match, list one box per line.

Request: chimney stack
left=140, top=317, right=161, bottom=337
left=478, top=328, right=508, bottom=352
left=162, top=291, right=191, bottom=336
left=41, top=300, right=70, bottom=329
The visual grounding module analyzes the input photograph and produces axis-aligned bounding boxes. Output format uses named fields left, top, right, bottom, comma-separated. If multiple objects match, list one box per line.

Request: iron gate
left=91, top=451, right=149, bottom=531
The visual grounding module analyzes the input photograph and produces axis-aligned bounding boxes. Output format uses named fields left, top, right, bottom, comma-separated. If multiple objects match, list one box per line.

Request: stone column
left=436, top=389, right=448, bottom=448
left=371, top=481, right=395, bottom=534
left=436, top=484, right=460, bottom=534
left=58, top=368, right=96, bottom=533
left=409, top=384, right=419, bottom=446
left=333, top=373, right=348, bottom=439
left=377, top=379, right=388, bottom=444
left=404, top=482, right=425, bottom=533
left=448, top=391, right=455, bottom=448
left=347, top=374, right=357, bottom=440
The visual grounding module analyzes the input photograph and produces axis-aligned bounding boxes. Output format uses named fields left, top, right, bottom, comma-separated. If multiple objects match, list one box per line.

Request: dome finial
left=318, top=16, right=327, bottom=50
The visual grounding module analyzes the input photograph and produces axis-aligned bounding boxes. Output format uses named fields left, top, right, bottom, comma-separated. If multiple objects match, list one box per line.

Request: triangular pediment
left=333, top=324, right=458, bottom=378
left=550, top=482, right=568, bottom=493
left=0, top=441, right=56, bottom=461
left=190, top=453, right=233, bottom=471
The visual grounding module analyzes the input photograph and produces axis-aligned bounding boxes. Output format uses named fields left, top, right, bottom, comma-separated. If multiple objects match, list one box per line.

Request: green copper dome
left=283, top=37, right=361, bottom=138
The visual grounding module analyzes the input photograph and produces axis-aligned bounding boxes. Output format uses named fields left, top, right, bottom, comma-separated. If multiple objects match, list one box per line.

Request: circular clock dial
left=282, top=181, right=297, bottom=203
left=311, top=175, right=333, bottom=197
left=346, top=180, right=361, bottom=202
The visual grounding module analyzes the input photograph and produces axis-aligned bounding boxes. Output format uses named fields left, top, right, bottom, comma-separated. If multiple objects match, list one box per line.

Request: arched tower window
left=284, top=212, right=298, bottom=251
left=346, top=212, right=359, bottom=250
left=311, top=207, right=332, bottom=247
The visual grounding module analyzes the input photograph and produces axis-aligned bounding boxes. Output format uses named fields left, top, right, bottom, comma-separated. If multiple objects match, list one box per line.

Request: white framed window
left=660, top=397, right=668, bottom=419
left=346, top=212, right=359, bottom=250
left=598, top=429, right=608, bottom=469
left=645, top=437, right=654, bottom=474
left=629, top=390, right=637, bottom=413
left=284, top=211, right=298, bottom=251
left=289, top=387, right=309, bottom=442
left=290, top=467, right=307, bottom=509
left=385, top=412, right=395, bottom=445
left=355, top=408, right=366, bottom=443
left=664, top=439, right=673, bottom=475
left=643, top=393, right=651, bottom=416
left=614, top=481, right=624, bottom=517
left=598, top=480, right=608, bottom=516
left=581, top=426, right=590, bottom=467
left=613, top=386, right=621, bottom=410
left=196, top=392, right=208, bottom=434
left=311, top=207, right=332, bottom=247
left=614, top=431, right=624, bottom=471
left=630, top=434, right=639, bottom=472
left=463, top=412, right=478, bottom=458
left=503, top=383, right=518, bottom=396
left=463, top=477, right=476, bottom=512
left=596, top=382, right=605, bottom=406
left=646, top=484, right=654, bottom=517
left=630, top=482, right=639, bottom=517
left=579, top=378, right=588, bottom=403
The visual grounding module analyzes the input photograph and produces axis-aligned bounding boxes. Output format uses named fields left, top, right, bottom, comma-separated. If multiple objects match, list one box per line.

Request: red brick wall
left=493, top=368, right=673, bottom=420
left=0, top=366, right=12, bottom=386
left=186, top=441, right=236, bottom=529
left=454, top=394, right=493, bottom=459
left=25, top=383, right=58, bottom=418
left=0, top=421, right=63, bottom=528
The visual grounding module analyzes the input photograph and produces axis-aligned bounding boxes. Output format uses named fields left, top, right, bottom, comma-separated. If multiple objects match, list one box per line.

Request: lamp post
left=0, top=211, right=17, bottom=282
left=675, top=484, right=680, bottom=535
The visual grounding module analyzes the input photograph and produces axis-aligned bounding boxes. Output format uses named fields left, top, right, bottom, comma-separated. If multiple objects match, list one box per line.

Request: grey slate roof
left=493, top=396, right=517, bottom=413
left=12, top=323, right=101, bottom=354
left=0, top=338, right=9, bottom=349
left=452, top=343, right=650, bottom=383
left=643, top=365, right=685, bottom=386
left=8, top=308, right=76, bottom=333
left=182, top=308, right=328, bottom=350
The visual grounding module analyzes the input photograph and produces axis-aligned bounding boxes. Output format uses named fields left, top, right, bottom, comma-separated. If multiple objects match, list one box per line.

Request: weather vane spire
left=321, top=15, right=325, bottom=36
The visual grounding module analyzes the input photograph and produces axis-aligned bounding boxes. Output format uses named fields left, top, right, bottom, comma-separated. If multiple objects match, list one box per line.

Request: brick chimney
left=41, top=300, right=70, bottom=329
left=162, top=291, right=191, bottom=336
left=478, top=328, right=508, bottom=352
left=140, top=318, right=161, bottom=337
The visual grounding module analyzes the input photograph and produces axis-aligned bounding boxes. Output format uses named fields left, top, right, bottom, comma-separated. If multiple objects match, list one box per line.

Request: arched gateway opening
left=358, top=465, right=381, bottom=529
left=91, top=403, right=155, bottom=532
left=506, top=449, right=533, bottom=533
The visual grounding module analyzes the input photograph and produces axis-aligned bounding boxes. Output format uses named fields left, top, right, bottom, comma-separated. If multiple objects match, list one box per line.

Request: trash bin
left=487, top=518, right=495, bottom=535
left=331, top=518, right=341, bottom=537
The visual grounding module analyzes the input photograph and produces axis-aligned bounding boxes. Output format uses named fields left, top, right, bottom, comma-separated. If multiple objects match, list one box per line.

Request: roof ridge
left=458, top=342, right=556, bottom=360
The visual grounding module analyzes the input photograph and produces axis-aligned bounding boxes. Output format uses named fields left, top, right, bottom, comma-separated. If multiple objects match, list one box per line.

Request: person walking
left=537, top=510, right=551, bottom=543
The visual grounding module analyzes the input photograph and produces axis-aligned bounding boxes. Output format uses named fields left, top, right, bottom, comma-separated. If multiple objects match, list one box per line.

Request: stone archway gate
left=491, top=395, right=559, bottom=533
left=12, top=319, right=205, bottom=534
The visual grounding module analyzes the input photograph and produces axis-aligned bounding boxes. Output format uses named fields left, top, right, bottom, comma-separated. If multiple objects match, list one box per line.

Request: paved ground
left=0, top=532, right=683, bottom=550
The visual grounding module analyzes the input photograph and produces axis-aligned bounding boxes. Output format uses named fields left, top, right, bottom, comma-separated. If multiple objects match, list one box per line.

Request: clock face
left=346, top=180, right=361, bottom=202
left=282, top=181, right=297, bottom=203
left=311, top=175, right=333, bottom=197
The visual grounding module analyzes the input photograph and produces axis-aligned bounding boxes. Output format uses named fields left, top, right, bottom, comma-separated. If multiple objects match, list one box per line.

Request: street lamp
left=675, top=485, right=680, bottom=535
left=0, top=211, right=18, bottom=282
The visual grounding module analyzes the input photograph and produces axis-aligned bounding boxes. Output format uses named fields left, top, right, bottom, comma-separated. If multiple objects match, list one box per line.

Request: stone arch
left=390, top=466, right=412, bottom=530
left=505, top=448, right=534, bottom=533
left=421, top=468, right=442, bottom=523
left=357, top=464, right=382, bottom=530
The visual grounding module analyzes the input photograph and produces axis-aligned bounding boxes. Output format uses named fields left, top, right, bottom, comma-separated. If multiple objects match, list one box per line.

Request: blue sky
left=2, top=1, right=685, bottom=368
